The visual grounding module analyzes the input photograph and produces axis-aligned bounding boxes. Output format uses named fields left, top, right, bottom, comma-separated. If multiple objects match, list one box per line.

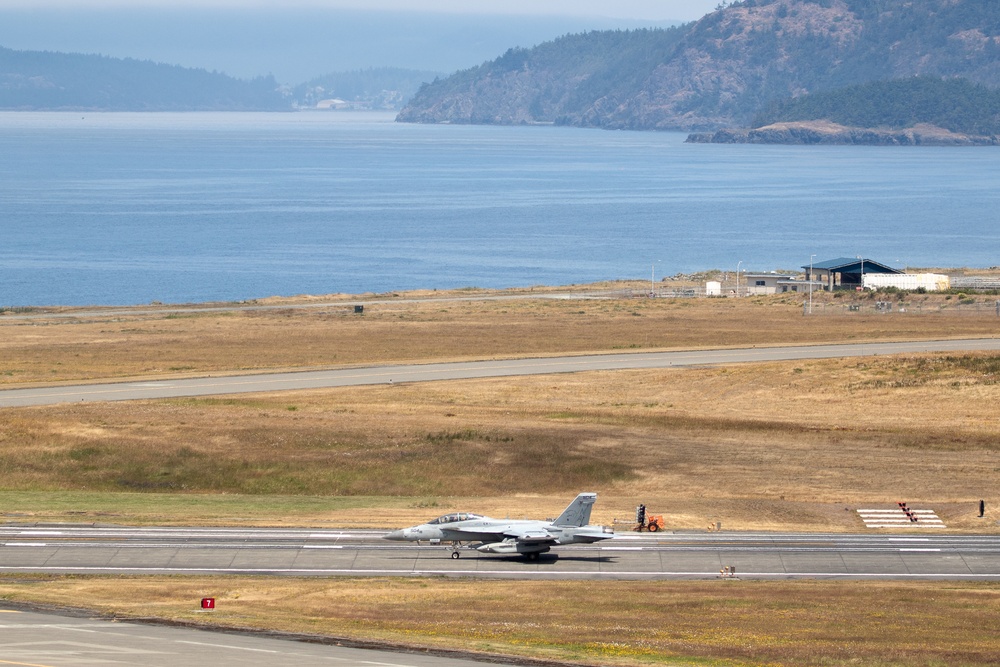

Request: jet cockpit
left=427, top=513, right=484, bottom=525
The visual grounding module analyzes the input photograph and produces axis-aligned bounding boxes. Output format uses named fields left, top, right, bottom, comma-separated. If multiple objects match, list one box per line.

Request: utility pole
left=809, top=254, right=815, bottom=314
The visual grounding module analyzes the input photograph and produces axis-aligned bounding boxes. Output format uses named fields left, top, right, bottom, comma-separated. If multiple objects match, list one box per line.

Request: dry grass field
left=1, top=286, right=999, bottom=530
left=2, top=284, right=1000, bottom=665
left=2, top=282, right=998, bottom=386
left=1, top=351, right=998, bottom=530
left=3, top=576, right=999, bottom=667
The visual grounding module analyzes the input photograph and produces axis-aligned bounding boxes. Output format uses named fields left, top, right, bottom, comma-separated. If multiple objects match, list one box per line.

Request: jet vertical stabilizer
left=552, top=492, right=596, bottom=527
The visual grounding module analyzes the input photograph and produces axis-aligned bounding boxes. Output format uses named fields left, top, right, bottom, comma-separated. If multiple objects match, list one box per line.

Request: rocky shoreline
left=686, top=121, right=1000, bottom=146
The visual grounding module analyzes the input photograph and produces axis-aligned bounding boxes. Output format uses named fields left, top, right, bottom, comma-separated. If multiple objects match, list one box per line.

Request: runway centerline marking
left=175, top=640, right=279, bottom=653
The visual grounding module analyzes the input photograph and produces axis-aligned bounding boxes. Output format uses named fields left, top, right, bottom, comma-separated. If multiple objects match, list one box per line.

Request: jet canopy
left=427, top=512, right=484, bottom=525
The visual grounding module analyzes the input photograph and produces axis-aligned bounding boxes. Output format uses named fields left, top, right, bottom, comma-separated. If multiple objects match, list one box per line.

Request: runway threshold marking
left=858, top=508, right=945, bottom=528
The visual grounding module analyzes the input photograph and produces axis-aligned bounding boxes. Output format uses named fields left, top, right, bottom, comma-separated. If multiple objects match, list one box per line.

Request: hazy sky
left=0, top=1, right=722, bottom=81
left=0, top=0, right=721, bottom=21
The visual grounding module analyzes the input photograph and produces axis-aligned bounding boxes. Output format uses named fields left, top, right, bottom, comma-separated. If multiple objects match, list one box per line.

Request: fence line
left=804, top=300, right=1000, bottom=316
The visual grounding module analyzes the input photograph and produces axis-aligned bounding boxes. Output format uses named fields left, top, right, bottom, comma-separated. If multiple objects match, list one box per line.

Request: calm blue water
left=2, top=111, right=998, bottom=306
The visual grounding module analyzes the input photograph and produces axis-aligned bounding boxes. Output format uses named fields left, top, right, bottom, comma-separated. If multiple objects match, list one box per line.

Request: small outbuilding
left=743, top=273, right=793, bottom=295
left=804, top=257, right=902, bottom=291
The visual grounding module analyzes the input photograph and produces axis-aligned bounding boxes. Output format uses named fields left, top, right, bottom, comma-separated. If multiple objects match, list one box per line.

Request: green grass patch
left=0, top=490, right=406, bottom=525
left=0, top=418, right=636, bottom=497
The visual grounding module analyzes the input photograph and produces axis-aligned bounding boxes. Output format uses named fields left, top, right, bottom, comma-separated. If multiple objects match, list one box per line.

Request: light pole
left=809, top=254, right=815, bottom=314
left=736, top=260, right=742, bottom=297
left=650, top=260, right=660, bottom=297
left=857, top=255, right=864, bottom=291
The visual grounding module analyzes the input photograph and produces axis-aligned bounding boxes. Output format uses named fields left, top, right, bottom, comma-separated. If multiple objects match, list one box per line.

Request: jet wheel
left=451, top=551, right=461, bottom=559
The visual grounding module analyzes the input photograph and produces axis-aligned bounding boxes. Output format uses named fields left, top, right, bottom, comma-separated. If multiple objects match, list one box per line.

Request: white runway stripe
left=858, top=507, right=946, bottom=529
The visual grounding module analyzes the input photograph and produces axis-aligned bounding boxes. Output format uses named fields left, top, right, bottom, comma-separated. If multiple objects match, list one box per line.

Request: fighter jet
left=383, top=492, right=613, bottom=560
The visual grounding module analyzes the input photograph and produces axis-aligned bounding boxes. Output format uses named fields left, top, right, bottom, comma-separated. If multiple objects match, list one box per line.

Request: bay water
left=1, top=111, right=997, bottom=306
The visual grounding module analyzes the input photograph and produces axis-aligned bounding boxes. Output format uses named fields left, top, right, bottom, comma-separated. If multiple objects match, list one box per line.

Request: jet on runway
left=384, top=492, right=613, bottom=559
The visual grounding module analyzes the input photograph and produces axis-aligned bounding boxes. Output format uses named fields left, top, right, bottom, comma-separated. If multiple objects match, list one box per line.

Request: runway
left=3, top=526, right=999, bottom=580
left=3, top=337, right=1000, bottom=408
left=0, top=606, right=520, bottom=667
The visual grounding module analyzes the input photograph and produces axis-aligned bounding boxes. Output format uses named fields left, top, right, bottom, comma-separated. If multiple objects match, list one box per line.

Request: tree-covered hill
left=398, top=0, right=1000, bottom=131
left=752, top=76, right=1000, bottom=135
left=398, top=28, right=688, bottom=127
left=0, top=46, right=288, bottom=111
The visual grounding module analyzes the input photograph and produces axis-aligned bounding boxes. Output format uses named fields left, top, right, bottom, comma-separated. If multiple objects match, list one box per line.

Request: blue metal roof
left=803, top=258, right=902, bottom=274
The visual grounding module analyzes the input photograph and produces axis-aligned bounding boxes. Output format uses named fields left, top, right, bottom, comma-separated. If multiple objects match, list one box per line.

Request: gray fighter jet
left=383, top=492, right=613, bottom=559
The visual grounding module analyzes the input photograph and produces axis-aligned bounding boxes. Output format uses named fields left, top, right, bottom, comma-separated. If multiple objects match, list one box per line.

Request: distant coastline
left=687, top=121, right=1000, bottom=146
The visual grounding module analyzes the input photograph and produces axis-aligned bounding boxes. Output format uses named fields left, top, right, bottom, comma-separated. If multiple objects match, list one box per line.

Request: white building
left=316, top=98, right=349, bottom=110
left=742, top=273, right=803, bottom=295
left=863, top=273, right=950, bottom=291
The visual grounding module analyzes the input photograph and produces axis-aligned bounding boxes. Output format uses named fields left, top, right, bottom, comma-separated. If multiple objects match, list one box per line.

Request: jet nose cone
left=384, top=529, right=406, bottom=541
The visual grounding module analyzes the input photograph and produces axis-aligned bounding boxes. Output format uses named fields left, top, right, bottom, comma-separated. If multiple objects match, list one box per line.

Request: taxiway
left=3, top=338, right=1000, bottom=408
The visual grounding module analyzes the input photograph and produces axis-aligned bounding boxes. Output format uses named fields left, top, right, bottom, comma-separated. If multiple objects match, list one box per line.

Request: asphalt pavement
left=2, top=525, right=999, bottom=580
left=0, top=606, right=521, bottom=667
left=3, top=525, right=1000, bottom=666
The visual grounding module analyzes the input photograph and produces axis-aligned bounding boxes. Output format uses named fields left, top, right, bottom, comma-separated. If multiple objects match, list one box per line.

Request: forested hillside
left=0, top=47, right=288, bottom=111
left=398, top=0, right=1000, bottom=131
left=400, top=28, right=688, bottom=126
left=752, top=77, right=1000, bottom=135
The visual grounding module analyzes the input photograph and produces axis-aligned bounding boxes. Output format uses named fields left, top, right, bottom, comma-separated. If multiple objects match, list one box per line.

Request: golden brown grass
left=2, top=284, right=998, bottom=386
left=2, top=575, right=999, bottom=667
left=2, top=353, right=998, bottom=531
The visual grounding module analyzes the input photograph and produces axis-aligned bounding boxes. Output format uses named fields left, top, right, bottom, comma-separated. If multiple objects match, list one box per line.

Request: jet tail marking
left=552, top=492, right=596, bottom=527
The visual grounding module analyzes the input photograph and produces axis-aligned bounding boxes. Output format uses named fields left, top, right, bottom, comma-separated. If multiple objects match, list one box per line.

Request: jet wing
left=438, top=525, right=511, bottom=541
left=440, top=524, right=557, bottom=545
left=508, top=529, right=558, bottom=545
